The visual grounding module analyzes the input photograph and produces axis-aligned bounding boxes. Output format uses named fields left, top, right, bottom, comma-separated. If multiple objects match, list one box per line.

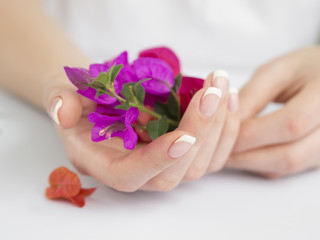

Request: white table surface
left=1, top=84, right=320, bottom=240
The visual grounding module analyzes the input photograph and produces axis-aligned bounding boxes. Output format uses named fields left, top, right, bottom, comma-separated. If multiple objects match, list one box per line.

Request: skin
left=228, top=46, right=320, bottom=178
left=1, top=1, right=319, bottom=191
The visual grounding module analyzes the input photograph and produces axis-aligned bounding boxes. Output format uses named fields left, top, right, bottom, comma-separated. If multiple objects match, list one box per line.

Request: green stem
left=99, top=87, right=178, bottom=126
left=131, top=124, right=147, bottom=131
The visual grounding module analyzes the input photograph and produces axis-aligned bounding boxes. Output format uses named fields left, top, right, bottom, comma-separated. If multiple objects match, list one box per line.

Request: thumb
left=44, top=81, right=83, bottom=129
left=239, top=63, right=290, bottom=120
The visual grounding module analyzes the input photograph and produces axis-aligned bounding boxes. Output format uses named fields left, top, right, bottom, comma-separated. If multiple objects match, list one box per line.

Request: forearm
left=0, top=0, right=91, bottom=109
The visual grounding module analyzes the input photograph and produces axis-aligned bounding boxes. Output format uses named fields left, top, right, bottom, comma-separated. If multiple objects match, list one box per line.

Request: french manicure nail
left=212, top=70, right=229, bottom=98
left=168, top=134, right=196, bottom=158
left=200, top=87, right=222, bottom=117
left=50, top=97, right=62, bottom=124
left=228, top=87, right=239, bottom=112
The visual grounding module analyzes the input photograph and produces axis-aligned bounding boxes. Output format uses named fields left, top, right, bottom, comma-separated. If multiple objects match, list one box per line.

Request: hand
left=44, top=70, right=240, bottom=192
left=227, top=46, right=320, bottom=178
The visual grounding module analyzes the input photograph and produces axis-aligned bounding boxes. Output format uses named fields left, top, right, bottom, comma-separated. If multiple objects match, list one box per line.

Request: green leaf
left=121, top=81, right=147, bottom=104
left=121, top=83, right=134, bottom=99
left=114, top=101, right=130, bottom=110
left=173, top=74, right=182, bottom=92
left=167, top=93, right=179, bottom=119
left=89, top=81, right=105, bottom=90
left=95, top=72, right=109, bottom=86
left=110, top=64, right=124, bottom=83
left=95, top=90, right=105, bottom=97
left=146, top=116, right=169, bottom=140
left=134, top=83, right=145, bottom=104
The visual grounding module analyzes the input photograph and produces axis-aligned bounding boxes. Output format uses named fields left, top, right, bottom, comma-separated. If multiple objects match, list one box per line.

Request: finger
left=141, top=84, right=225, bottom=190
left=183, top=72, right=230, bottom=180
left=239, top=60, right=295, bottom=120
left=44, top=80, right=84, bottom=129
left=207, top=93, right=240, bottom=172
left=141, top=71, right=230, bottom=190
left=109, top=130, right=196, bottom=192
left=234, top=79, right=320, bottom=152
left=227, top=126, right=320, bottom=176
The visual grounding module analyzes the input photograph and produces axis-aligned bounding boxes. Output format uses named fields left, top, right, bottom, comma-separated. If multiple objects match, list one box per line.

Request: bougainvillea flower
left=178, top=76, right=204, bottom=114
left=68, top=187, right=96, bottom=207
left=64, top=67, right=92, bottom=90
left=96, top=103, right=126, bottom=116
left=46, top=166, right=96, bottom=207
left=88, top=107, right=139, bottom=150
left=139, top=47, right=180, bottom=77
left=66, top=51, right=138, bottom=106
left=133, top=57, right=174, bottom=95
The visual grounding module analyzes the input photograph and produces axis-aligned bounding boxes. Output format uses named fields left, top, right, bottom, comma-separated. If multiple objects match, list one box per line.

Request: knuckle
left=281, top=148, right=304, bottom=173
left=256, top=60, right=287, bottom=77
left=286, top=113, right=308, bottom=139
left=148, top=178, right=179, bottom=192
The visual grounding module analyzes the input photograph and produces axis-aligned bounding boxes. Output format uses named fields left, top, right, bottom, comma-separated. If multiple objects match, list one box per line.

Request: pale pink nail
left=212, top=70, right=229, bottom=98
left=228, top=87, right=239, bottom=112
left=168, top=135, right=196, bottom=158
left=200, top=87, right=222, bottom=117
left=50, top=97, right=62, bottom=124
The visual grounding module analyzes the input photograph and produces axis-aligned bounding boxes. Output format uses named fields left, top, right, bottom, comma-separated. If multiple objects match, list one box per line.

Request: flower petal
left=64, top=67, right=92, bottom=90
left=139, top=47, right=180, bottom=76
left=77, top=88, right=117, bottom=105
left=88, top=112, right=123, bottom=125
left=109, top=51, right=129, bottom=65
left=89, top=63, right=109, bottom=78
left=45, top=167, right=81, bottom=199
left=178, top=76, right=204, bottom=114
left=96, top=104, right=126, bottom=116
left=133, top=57, right=174, bottom=95
left=125, top=107, right=139, bottom=124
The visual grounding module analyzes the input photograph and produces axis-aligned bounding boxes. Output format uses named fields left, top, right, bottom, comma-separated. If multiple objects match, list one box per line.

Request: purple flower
left=65, top=52, right=138, bottom=105
left=64, top=67, right=92, bottom=90
left=88, top=107, right=139, bottom=150
left=139, top=47, right=181, bottom=77
left=133, top=57, right=174, bottom=96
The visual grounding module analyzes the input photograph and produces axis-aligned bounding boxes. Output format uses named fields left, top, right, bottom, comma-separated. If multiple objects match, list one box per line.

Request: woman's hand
left=227, top=46, right=320, bottom=178
left=44, top=70, right=240, bottom=192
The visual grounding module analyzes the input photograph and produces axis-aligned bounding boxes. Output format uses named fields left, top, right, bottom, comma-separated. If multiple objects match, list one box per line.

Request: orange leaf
left=46, top=166, right=81, bottom=199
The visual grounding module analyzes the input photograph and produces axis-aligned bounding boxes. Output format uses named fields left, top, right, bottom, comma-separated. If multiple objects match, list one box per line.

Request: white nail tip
left=229, top=87, right=239, bottom=94
left=53, top=98, right=62, bottom=125
left=174, top=135, right=196, bottom=145
left=213, top=70, right=229, bottom=80
left=203, top=87, right=222, bottom=98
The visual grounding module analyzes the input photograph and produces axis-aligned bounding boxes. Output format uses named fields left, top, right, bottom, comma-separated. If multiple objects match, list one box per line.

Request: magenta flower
left=64, top=67, right=92, bottom=90
left=65, top=52, right=137, bottom=105
left=178, top=76, right=204, bottom=114
left=88, top=107, right=139, bottom=150
left=133, top=57, right=174, bottom=95
left=139, top=47, right=181, bottom=77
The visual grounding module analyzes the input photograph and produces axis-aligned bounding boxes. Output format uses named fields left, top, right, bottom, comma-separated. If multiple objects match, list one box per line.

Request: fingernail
left=200, top=87, right=221, bottom=117
left=50, top=97, right=62, bottom=124
left=228, top=87, right=239, bottom=112
left=168, top=134, right=196, bottom=158
left=212, top=70, right=229, bottom=98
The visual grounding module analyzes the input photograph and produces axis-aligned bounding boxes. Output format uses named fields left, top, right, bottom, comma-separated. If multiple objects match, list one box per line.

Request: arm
left=0, top=0, right=90, bottom=108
